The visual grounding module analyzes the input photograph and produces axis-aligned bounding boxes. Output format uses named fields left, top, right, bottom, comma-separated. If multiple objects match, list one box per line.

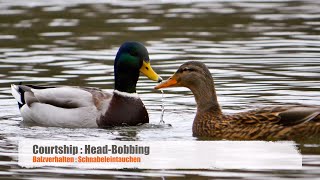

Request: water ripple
left=0, top=0, right=320, bottom=179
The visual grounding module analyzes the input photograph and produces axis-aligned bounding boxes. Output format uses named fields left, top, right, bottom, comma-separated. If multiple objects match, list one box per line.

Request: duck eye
left=181, top=67, right=194, bottom=72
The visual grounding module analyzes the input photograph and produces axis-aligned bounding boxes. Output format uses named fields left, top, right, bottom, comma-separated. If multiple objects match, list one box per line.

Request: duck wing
left=278, top=106, right=320, bottom=126
left=12, top=84, right=94, bottom=108
left=237, top=106, right=320, bottom=126
left=11, top=84, right=111, bottom=128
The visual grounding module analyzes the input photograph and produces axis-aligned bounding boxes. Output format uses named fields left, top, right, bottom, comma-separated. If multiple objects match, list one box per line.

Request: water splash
left=160, top=90, right=165, bottom=124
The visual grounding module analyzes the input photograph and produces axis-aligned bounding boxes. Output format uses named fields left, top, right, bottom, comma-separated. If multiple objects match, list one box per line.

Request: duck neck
left=114, top=70, right=139, bottom=93
left=188, top=79, right=222, bottom=115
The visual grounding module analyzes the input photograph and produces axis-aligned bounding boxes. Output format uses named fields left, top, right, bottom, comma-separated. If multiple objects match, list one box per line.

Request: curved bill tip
left=157, top=76, right=163, bottom=83
left=154, top=76, right=177, bottom=90
left=140, top=61, right=162, bottom=82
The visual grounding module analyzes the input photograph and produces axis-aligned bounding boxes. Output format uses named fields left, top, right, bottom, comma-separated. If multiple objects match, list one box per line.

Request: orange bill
left=154, top=75, right=178, bottom=89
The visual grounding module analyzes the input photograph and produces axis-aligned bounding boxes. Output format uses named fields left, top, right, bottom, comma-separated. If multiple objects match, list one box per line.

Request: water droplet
left=160, top=89, right=165, bottom=124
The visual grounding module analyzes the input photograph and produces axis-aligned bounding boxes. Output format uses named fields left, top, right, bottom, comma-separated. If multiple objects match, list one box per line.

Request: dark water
left=0, top=0, right=320, bottom=179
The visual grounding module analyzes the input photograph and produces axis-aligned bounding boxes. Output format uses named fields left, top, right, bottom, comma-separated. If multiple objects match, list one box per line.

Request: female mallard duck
left=155, top=61, right=320, bottom=140
left=11, top=41, right=162, bottom=128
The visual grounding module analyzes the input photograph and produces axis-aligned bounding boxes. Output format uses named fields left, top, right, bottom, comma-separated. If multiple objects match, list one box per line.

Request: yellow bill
left=140, top=61, right=162, bottom=82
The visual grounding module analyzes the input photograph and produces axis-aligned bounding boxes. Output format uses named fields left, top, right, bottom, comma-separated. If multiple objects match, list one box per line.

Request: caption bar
left=19, top=140, right=302, bottom=169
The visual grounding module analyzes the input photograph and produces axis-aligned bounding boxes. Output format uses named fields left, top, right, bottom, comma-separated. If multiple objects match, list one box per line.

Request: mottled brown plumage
left=155, top=61, right=320, bottom=140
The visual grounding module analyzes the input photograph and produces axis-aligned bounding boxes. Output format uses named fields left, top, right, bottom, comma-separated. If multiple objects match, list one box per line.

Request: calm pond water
left=0, top=0, right=320, bottom=179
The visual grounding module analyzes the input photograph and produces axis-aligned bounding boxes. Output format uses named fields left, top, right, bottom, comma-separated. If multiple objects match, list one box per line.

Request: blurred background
left=0, top=0, right=320, bottom=179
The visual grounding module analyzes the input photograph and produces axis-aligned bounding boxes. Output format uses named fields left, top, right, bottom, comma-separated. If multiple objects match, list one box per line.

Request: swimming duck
left=11, top=41, right=162, bottom=128
left=155, top=61, right=320, bottom=140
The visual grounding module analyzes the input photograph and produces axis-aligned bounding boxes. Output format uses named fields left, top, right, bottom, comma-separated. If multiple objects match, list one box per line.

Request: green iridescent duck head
left=114, top=41, right=162, bottom=93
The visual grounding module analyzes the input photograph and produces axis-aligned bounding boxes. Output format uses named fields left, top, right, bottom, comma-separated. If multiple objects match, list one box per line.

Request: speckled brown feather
left=193, top=106, right=320, bottom=140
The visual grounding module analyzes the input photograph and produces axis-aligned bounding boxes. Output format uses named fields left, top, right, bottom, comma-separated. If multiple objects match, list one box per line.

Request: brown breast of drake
left=97, top=92, right=149, bottom=127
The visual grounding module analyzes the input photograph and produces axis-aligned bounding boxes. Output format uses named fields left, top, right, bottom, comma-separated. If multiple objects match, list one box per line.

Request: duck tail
left=11, top=84, right=25, bottom=109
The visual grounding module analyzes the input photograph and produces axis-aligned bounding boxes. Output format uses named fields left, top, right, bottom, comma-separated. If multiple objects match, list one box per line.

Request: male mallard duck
left=11, top=41, right=162, bottom=128
left=155, top=61, right=320, bottom=140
